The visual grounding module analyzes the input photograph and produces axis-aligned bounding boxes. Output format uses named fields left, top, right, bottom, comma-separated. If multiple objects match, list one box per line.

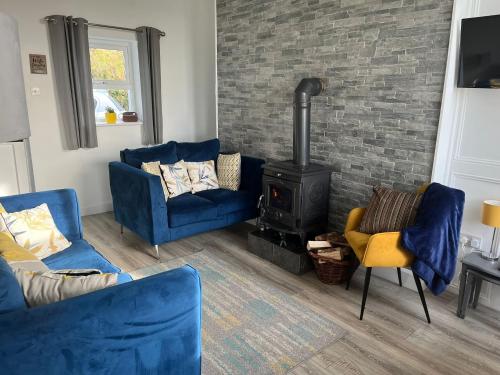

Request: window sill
left=96, top=121, right=142, bottom=127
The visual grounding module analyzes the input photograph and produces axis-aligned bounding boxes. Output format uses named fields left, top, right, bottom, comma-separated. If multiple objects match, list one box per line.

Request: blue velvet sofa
left=109, top=138, right=264, bottom=247
left=0, top=189, right=202, bottom=374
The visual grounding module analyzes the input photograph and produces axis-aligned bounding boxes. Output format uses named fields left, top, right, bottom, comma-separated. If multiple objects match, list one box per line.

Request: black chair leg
left=413, top=271, right=431, bottom=324
left=360, top=268, right=372, bottom=320
left=397, top=268, right=402, bottom=287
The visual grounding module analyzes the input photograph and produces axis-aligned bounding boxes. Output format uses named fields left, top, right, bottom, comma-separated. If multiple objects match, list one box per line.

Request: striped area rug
left=130, top=250, right=345, bottom=374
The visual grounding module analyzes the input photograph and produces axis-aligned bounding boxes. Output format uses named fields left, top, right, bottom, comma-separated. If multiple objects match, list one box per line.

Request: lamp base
left=481, top=252, right=499, bottom=262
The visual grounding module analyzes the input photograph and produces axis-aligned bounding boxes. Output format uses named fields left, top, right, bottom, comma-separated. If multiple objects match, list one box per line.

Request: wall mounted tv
left=459, top=14, right=500, bottom=88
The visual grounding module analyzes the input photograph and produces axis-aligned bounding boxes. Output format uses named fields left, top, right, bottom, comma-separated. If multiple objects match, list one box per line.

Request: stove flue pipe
left=293, top=78, right=324, bottom=168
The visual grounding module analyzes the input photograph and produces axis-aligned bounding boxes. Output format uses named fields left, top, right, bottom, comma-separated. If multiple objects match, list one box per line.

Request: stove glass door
left=269, top=184, right=293, bottom=212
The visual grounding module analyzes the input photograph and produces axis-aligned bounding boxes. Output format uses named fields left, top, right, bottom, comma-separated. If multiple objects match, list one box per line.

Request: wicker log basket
left=308, top=232, right=358, bottom=285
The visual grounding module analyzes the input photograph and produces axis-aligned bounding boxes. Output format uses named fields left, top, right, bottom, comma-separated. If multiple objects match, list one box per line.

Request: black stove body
left=260, top=78, right=332, bottom=242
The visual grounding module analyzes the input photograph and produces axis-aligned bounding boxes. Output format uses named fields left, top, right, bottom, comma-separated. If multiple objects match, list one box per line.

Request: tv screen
left=459, top=15, right=500, bottom=88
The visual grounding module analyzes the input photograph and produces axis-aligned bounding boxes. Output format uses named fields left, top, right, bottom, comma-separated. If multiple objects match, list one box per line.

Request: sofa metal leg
left=397, top=268, right=402, bottom=287
left=413, top=271, right=431, bottom=324
left=120, top=224, right=124, bottom=235
left=154, top=245, right=160, bottom=261
left=360, top=268, right=372, bottom=320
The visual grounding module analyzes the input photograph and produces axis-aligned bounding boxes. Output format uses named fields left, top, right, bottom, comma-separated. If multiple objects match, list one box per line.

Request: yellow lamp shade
left=482, top=200, right=500, bottom=228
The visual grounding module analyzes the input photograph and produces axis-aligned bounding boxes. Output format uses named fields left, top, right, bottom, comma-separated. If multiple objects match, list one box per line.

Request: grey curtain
left=48, top=15, right=97, bottom=150
left=136, top=27, right=163, bottom=145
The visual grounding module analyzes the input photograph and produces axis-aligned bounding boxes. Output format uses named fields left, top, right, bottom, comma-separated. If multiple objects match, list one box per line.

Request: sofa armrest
left=344, top=207, right=366, bottom=235
left=363, top=232, right=414, bottom=268
left=240, top=156, right=265, bottom=199
left=0, top=266, right=202, bottom=374
left=109, top=162, right=168, bottom=245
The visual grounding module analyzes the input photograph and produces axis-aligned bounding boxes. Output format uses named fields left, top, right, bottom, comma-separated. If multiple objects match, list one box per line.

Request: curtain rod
left=44, top=17, right=166, bottom=37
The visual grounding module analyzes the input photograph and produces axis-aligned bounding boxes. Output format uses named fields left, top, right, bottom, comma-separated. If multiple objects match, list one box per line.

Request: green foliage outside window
left=90, top=48, right=126, bottom=81
left=109, top=90, right=129, bottom=110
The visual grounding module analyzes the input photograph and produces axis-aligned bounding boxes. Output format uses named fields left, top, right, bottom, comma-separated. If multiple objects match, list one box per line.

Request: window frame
left=88, top=36, right=143, bottom=126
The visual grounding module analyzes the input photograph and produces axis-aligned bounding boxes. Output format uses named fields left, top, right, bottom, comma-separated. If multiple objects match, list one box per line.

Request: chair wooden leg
left=413, top=271, right=431, bottom=324
left=360, top=268, right=372, bottom=320
left=397, top=268, right=402, bottom=287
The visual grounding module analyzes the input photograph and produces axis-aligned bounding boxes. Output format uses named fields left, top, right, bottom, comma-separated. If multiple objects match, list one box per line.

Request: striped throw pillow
left=358, top=186, right=422, bottom=234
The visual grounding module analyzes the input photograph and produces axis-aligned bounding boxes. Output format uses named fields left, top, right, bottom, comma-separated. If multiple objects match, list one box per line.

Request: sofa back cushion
left=121, top=141, right=178, bottom=168
left=0, top=256, right=26, bottom=314
left=176, top=138, right=220, bottom=162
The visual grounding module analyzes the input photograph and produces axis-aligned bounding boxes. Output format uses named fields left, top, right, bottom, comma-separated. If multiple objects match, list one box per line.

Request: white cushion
left=185, top=160, right=219, bottom=193
left=1, top=203, right=72, bottom=260
left=160, top=160, right=192, bottom=197
left=14, top=268, right=117, bottom=307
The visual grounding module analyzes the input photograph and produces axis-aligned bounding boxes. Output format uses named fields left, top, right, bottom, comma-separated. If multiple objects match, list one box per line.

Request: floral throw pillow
left=1, top=203, right=72, bottom=260
left=186, top=160, right=219, bottom=193
left=160, top=160, right=192, bottom=198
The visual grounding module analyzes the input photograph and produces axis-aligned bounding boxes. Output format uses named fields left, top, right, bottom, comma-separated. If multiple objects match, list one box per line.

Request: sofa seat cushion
left=43, top=240, right=131, bottom=283
left=196, top=189, right=254, bottom=216
left=44, top=240, right=120, bottom=273
left=167, top=193, right=218, bottom=228
left=121, top=141, right=178, bottom=168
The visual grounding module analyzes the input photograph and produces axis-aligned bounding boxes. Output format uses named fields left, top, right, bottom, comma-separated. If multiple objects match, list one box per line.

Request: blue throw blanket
left=402, top=183, right=465, bottom=295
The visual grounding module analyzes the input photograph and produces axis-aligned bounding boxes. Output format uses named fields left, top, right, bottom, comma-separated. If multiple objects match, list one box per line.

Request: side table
left=457, top=252, right=500, bottom=319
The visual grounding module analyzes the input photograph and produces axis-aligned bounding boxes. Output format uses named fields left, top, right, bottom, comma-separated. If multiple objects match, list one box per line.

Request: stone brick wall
left=217, top=0, right=453, bottom=230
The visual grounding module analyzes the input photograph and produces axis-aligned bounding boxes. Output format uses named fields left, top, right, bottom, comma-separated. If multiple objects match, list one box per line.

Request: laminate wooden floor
left=83, top=212, right=500, bottom=375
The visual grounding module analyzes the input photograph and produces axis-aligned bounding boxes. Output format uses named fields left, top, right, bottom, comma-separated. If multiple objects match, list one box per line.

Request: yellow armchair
left=343, top=206, right=430, bottom=323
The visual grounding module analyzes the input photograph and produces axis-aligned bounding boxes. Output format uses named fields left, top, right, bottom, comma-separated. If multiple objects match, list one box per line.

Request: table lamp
left=481, top=200, right=500, bottom=261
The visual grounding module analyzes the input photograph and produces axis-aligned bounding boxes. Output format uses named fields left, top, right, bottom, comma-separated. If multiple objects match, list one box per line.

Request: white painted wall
left=434, top=0, right=500, bottom=311
left=1, top=0, right=217, bottom=215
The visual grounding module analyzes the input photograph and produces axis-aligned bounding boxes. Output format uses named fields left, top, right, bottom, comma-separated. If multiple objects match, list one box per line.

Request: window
left=89, top=37, right=142, bottom=125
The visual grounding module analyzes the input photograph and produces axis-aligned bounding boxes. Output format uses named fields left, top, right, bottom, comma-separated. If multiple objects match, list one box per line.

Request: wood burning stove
left=259, top=78, right=332, bottom=243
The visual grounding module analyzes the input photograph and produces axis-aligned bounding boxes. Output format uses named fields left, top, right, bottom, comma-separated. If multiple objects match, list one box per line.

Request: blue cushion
left=196, top=189, right=254, bottom=216
left=176, top=138, right=220, bottom=162
left=121, top=141, right=178, bottom=168
left=0, top=257, right=26, bottom=314
left=44, top=240, right=123, bottom=275
left=167, top=193, right=218, bottom=228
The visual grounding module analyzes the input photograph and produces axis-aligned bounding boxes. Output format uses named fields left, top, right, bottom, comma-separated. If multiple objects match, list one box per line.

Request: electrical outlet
left=461, top=233, right=482, bottom=250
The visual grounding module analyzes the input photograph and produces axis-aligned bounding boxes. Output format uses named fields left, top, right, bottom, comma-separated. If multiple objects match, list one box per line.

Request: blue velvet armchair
left=0, top=189, right=202, bottom=374
left=109, top=139, right=265, bottom=251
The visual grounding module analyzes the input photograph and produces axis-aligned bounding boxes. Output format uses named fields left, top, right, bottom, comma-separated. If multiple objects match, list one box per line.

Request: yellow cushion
left=0, top=203, right=14, bottom=240
left=141, top=161, right=169, bottom=201
left=0, top=231, right=49, bottom=272
left=345, top=230, right=371, bottom=262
